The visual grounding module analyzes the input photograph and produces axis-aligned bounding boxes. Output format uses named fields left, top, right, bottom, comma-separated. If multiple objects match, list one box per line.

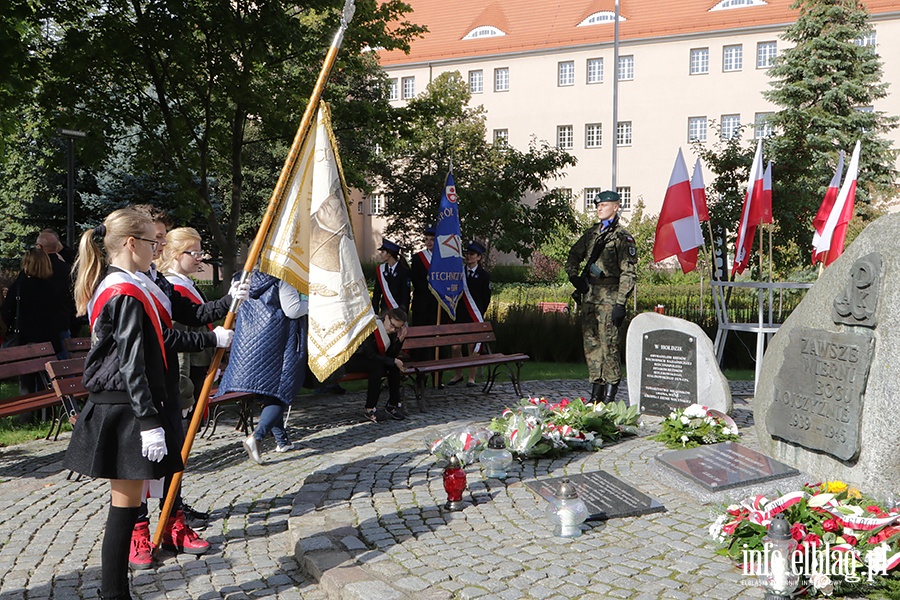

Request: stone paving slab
left=0, top=377, right=815, bottom=599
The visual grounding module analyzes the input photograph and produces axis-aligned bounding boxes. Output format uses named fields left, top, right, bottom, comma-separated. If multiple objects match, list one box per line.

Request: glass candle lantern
left=545, top=478, right=588, bottom=537
left=480, top=433, right=513, bottom=479
left=442, top=455, right=467, bottom=511
left=758, top=513, right=799, bottom=599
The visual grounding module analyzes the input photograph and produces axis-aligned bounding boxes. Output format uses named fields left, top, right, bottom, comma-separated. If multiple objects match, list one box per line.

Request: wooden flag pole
left=152, top=0, right=357, bottom=554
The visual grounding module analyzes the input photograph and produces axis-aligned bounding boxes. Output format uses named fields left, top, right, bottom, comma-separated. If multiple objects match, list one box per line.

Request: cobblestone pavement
left=0, top=378, right=798, bottom=600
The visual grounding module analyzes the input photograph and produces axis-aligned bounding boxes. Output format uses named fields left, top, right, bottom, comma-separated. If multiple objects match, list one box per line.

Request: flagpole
left=768, top=227, right=773, bottom=282
left=152, top=0, right=356, bottom=554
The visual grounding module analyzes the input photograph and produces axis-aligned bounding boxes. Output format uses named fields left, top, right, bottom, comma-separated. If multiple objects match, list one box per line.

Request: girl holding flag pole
left=63, top=208, right=185, bottom=600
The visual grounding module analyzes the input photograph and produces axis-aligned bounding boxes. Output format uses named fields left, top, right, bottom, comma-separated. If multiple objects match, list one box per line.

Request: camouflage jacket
left=565, top=218, right=638, bottom=305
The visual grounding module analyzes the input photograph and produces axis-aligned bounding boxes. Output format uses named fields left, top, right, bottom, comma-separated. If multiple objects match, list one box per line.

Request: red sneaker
left=129, top=521, right=154, bottom=570
left=162, top=509, right=210, bottom=555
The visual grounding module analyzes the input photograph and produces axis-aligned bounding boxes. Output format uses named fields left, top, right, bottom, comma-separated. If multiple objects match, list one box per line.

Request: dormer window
left=577, top=11, right=625, bottom=27
left=710, top=0, right=767, bottom=11
left=462, top=26, right=506, bottom=40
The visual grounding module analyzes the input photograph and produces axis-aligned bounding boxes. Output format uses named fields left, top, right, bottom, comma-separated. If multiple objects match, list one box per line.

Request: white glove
left=229, top=278, right=251, bottom=302
left=213, top=326, right=234, bottom=348
left=182, top=407, right=191, bottom=419
left=140, top=427, right=167, bottom=462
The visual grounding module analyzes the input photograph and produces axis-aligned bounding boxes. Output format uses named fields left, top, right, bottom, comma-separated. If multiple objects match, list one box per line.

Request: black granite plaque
left=768, top=327, right=873, bottom=461
left=639, top=329, right=698, bottom=416
left=525, top=470, right=666, bottom=521
left=656, top=442, right=799, bottom=491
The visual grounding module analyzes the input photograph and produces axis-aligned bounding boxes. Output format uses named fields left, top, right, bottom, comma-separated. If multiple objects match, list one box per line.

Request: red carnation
left=790, top=523, right=807, bottom=542
left=843, top=534, right=858, bottom=546
left=804, top=533, right=822, bottom=548
left=822, top=519, right=841, bottom=533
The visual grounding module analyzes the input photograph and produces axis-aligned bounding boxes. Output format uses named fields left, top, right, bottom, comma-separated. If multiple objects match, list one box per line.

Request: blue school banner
left=428, top=172, right=465, bottom=320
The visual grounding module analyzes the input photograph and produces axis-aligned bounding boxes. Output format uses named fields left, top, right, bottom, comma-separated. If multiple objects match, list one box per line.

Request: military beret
left=594, top=190, right=621, bottom=204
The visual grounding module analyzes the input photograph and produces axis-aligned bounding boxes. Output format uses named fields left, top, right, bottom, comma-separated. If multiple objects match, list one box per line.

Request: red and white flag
left=811, top=150, right=845, bottom=264
left=812, top=141, right=860, bottom=267
left=691, top=158, right=709, bottom=222
left=654, top=149, right=704, bottom=273
left=758, top=161, right=773, bottom=225
left=732, top=139, right=765, bottom=275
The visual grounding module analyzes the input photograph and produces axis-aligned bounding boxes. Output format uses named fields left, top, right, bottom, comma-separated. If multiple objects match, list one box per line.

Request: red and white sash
left=165, top=272, right=213, bottom=331
left=87, top=270, right=170, bottom=369
left=461, top=272, right=485, bottom=353
left=416, top=249, right=432, bottom=270
left=374, top=318, right=392, bottom=355
left=376, top=264, right=399, bottom=310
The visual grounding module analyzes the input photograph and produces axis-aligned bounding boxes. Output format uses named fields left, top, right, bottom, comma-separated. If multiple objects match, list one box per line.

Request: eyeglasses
left=182, top=251, right=204, bottom=259
left=134, top=237, right=159, bottom=252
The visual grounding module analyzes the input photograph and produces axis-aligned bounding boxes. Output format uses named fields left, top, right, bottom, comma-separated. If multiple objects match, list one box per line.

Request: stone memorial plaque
left=525, top=470, right=665, bottom=521
left=656, top=442, right=799, bottom=491
left=640, top=329, right=697, bottom=416
left=768, top=327, right=873, bottom=461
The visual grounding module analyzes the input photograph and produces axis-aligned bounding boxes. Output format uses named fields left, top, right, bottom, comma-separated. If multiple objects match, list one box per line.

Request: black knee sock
left=101, top=505, right=139, bottom=599
left=135, top=501, right=149, bottom=524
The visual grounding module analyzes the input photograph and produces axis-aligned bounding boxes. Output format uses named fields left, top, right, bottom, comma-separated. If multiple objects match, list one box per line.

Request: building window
left=387, top=78, right=398, bottom=101
left=710, top=0, right=767, bottom=10
left=618, top=55, right=634, bottom=81
left=369, top=193, right=386, bottom=215
left=494, top=67, right=509, bottom=92
left=585, top=123, right=602, bottom=148
left=757, top=41, right=777, bottom=68
left=557, top=188, right=573, bottom=201
left=853, top=32, right=877, bottom=47
left=616, top=121, right=632, bottom=146
left=616, top=187, right=632, bottom=210
left=468, top=70, right=483, bottom=94
left=462, top=26, right=506, bottom=40
left=401, top=76, right=415, bottom=99
left=577, top=11, right=624, bottom=26
left=558, top=61, right=575, bottom=86
left=587, top=58, right=603, bottom=84
left=688, top=117, right=707, bottom=142
left=723, top=45, right=743, bottom=72
left=690, top=48, right=709, bottom=75
left=754, top=112, right=774, bottom=139
left=493, top=129, right=509, bottom=146
left=584, top=188, right=602, bottom=212
left=721, top=114, right=741, bottom=140
left=557, top=125, right=574, bottom=149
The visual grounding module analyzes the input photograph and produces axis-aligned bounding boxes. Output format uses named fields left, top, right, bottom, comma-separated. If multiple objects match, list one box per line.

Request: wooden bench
left=0, top=342, right=62, bottom=424
left=63, top=336, right=91, bottom=358
left=400, top=321, right=529, bottom=409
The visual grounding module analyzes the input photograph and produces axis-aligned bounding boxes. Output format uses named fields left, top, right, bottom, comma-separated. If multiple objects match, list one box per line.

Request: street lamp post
left=58, top=128, right=87, bottom=248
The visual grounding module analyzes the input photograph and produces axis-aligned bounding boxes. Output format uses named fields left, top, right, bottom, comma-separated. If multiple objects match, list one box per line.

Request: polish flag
left=811, top=150, right=845, bottom=264
left=757, top=161, right=773, bottom=225
left=691, top=158, right=709, bottom=222
left=812, top=141, right=860, bottom=267
left=654, top=149, right=705, bottom=273
left=732, top=139, right=765, bottom=275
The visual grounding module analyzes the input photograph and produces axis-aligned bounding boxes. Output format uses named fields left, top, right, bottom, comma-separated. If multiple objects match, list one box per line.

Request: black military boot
left=589, top=381, right=604, bottom=403
left=602, top=382, right=619, bottom=404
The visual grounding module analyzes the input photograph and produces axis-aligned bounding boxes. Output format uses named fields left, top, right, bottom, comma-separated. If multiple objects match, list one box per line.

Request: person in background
left=410, top=223, right=447, bottom=388
left=449, top=240, right=491, bottom=388
left=217, top=271, right=308, bottom=464
left=565, top=190, right=637, bottom=404
left=346, top=308, right=408, bottom=423
left=372, top=239, right=411, bottom=315
left=36, top=230, right=78, bottom=348
left=159, top=228, right=215, bottom=421
left=1, top=249, right=69, bottom=398
left=63, top=208, right=183, bottom=600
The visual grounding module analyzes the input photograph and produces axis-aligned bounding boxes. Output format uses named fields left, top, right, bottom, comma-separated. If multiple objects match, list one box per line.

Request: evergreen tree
left=764, top=0, right=898, bottom=270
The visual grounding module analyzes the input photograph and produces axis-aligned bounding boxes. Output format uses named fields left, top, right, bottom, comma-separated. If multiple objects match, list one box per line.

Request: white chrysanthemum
left=680, top=435, right=690, bottom=445
left=668, top=411, right=678, bottom=420
left=680, top=415, right=691, bottom=425
left=708, top=514, right=727, bottom=542
left=684, top=404, right=707, bottom=419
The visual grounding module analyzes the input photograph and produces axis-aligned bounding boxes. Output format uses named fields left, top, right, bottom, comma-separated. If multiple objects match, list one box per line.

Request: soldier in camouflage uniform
left=565, top=190, right=637, bottom=403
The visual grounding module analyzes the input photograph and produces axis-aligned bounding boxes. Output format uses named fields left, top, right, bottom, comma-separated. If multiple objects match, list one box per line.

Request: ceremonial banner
left=691, top=158, right=709, bottom=222
left=812, top=150, right=844, bottom=266
left=654, top=149, right=704, bottom=273
left=259, top=104, right=375, bottom=381
left=429, top=172, right=465, bottom=320
left=759, top=161, right=773, bottom=225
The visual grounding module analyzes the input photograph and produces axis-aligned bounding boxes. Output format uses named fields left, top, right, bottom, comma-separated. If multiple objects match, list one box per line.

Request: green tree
left=380, top=71, right=578, bottom=263
left=27, top=0, right=424, bottom=280
left=763, top=0, right=898, bottom=270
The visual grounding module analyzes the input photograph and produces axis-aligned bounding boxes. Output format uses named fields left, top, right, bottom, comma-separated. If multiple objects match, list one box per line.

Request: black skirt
left=63, top=398, right=184, bottom=480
